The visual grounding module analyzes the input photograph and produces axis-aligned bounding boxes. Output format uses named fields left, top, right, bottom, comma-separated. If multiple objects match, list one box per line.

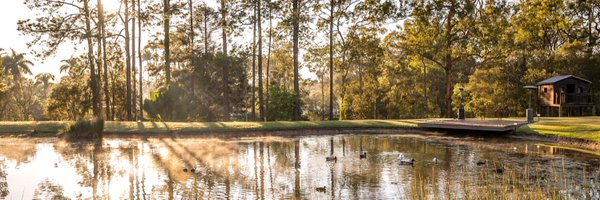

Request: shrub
left=267, top=85, right=302, bottom=121
left=60, top=118, right=104, bottom=140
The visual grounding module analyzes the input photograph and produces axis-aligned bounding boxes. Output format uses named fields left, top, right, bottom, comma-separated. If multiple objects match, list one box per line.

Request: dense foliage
left=60, top=118, right=104, bottom=140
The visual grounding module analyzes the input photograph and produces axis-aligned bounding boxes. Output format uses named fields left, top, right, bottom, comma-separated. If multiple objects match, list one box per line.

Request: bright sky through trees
left=0, top=0, right=321, bottom=81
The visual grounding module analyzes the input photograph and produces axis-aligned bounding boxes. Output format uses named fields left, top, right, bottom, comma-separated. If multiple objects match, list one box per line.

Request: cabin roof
left=536, top=75, right=591, bottom=85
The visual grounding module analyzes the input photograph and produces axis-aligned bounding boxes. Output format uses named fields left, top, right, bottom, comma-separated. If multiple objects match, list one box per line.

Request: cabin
left=537, top=75, right=595, bottom=117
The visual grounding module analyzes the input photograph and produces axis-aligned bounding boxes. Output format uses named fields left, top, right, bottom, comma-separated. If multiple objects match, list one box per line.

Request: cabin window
left=567, top=84, right=575, bottom=93
left=578, top=87, right=584, bottom=93
left=543, top=88, right=547, bottom=93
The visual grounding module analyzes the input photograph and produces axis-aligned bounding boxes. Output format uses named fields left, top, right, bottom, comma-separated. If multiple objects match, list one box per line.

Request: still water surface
left=0, top=133, right=599, bottom=199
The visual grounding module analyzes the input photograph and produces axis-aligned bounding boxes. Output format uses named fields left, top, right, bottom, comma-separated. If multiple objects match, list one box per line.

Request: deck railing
left=564, top=94, right=593, bottom=104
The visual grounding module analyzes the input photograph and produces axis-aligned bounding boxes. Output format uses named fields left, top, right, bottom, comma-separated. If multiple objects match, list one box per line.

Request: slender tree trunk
left=84, top=0, right=100, bottom=117
left=221, top=0, right=227, bottom=55
left=132, top=0, right=137, bottom=120
left=292, top=0, right=300, bottom=120
left=99, top=0, right=110, bottom=120
left=189, top=0, right=195, bottom=98
left=258, top=0, right=264, bottom=121
left=443, top=3, right=455, bottom=118
left=422, top=58, right=427, bottom=118
left=163, top=0, right=172, bottom=120
left=204, top=8, right=209, bottom=54
left=96, top=38, right=103, bottom=118
left=321, top=72, right=325, bottom=120
left=328, top=0, right=334, bottom=120
left=164, top=0, right=171, bottom=86
left=97, top=0, right=105, bottom=118
left=586, top=4, right=595, bottom=57
left=111, top=63, right=117, bottom=120
left=252, top=4, right=257, bottom=121
left=138, top=0, right=143, bottom=120
left=339, top=59, right=348, bottom=120
left=125, top=0, right=132, bottom=120
left=266, top=0, right=272, bottom=120
left=221, top=0, right=231, bottom=121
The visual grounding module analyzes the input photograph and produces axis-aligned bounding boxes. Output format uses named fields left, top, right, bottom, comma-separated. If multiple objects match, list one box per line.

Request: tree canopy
left=2, top=0, right=599, bottom=121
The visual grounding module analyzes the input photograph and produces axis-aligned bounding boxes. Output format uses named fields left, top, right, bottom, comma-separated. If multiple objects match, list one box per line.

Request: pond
left=0, top=133, right=599, bottom=199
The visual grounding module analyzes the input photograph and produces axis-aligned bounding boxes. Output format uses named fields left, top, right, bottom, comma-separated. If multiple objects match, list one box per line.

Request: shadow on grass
left=161, top=121, right=171, bottom=130
left=137, top=121, right=145, bottom=131
left=146, top=120, right=171, bottom=133
left=516, top=124, right=538, bottom=135
left=102, top=119, right=419, bottom=135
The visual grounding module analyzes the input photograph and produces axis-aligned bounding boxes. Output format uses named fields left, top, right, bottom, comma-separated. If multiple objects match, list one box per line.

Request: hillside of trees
left=1, top=0, right=599, bottom=121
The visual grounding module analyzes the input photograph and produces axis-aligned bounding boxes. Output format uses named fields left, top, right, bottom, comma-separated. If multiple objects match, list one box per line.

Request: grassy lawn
left=0, top=119, right=424, bottom=136
left=2, top=117, right=597, bottom=142
left=517, top=117, right=600, bottom=143
left=0, top=121, right=70, bottom=136
left=105, top=119, right=423, bottom=135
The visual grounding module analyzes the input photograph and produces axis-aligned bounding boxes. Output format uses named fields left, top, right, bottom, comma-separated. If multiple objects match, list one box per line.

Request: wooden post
left=559, top=106, right=562, bottom=117
left=559, top=92, right=564, bottom=117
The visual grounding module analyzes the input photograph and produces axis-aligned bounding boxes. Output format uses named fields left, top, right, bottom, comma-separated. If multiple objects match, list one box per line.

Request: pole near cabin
left=458, top=87, right=464, bottom=120
left=524, top=85, right=537, bottom=122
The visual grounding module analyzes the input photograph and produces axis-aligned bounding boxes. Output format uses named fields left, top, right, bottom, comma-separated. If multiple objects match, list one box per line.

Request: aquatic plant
left=59, top=118, right=104, bottom=140
left=407, top=158, right=599, bottom=199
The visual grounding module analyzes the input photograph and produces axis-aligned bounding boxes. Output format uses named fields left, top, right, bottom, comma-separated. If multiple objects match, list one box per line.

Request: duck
left=316, top=186, right=327, bottom=193
left=359, top=151, right=367, bottom=159
left=326, top=156, right=337, bottom=162
left=476, top=160, right=486, bottom=166
left=183, top=167, right=200, bottom=173
left=399, top=155, right=415, bottom=165
left=400, top=158, right=415, bottom=165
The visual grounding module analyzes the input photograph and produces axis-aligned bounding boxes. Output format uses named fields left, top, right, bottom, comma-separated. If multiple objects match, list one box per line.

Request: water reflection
left=0, top=134, right=599, bottom=199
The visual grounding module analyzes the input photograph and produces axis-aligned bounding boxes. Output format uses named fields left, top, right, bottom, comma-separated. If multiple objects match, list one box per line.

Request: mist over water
left=0, top=133, right=599, bottom=199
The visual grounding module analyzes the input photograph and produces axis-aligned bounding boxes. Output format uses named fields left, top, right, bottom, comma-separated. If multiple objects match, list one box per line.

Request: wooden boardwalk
left=417, top=119, right=529, bottom=132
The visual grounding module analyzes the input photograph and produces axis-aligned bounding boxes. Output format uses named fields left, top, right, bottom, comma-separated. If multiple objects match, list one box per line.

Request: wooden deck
left=417, top=119, right=529, bottom=132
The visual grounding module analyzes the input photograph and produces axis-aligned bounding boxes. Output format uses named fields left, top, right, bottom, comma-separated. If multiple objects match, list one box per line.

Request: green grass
left=2, top=117, right=597, bottom=143
left=105, top=119, right=422, bottom=135
left=0, top=119, right=423, bottom=136
left=517, top=117, right=600, bottom=143
left=0, top=121, right=70, bottom=136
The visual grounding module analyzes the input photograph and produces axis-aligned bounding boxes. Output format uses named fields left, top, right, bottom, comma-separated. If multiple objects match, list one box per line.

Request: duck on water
left=399, top=154, right=415, bottom=165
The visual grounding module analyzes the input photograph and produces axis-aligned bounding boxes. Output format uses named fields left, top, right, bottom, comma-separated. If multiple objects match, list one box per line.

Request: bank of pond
left=0, top=133, right=598, bottom=199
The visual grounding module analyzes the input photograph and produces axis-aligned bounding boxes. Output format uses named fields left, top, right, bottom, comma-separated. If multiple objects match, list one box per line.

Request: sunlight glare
left=101, top=0, right=121, bottom=12
left=159, top=146, right=169, bottom=158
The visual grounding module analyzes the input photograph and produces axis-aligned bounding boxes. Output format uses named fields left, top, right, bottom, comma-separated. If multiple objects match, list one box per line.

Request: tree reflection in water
left=0, top=160, right=8, bottom=198
left=0, top=135, right=598, bottom=199
left=32, top=179, right=68, bottom=200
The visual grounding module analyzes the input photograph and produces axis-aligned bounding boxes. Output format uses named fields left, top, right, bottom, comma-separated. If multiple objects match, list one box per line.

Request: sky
left=0, top=0, right=355, bottom=82
left=0, top=0, right=149, bottom=81
left=0, top=0, right=62, bottom=79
